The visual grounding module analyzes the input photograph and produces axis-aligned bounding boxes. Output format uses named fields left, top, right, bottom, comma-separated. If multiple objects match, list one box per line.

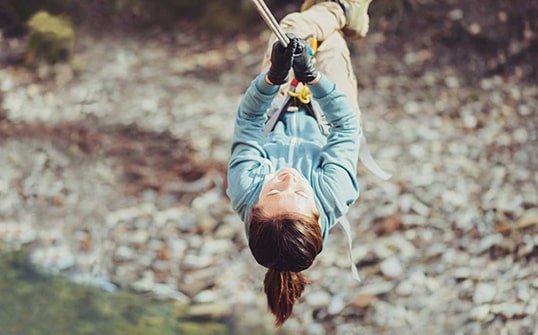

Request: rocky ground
left=0, top=24, right=537, bottom=335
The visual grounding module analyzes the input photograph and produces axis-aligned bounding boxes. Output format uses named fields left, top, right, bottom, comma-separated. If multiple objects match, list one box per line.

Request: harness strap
left=264, top=97, right=287, bottom=136
left=264, top=100, right=392, bottom=180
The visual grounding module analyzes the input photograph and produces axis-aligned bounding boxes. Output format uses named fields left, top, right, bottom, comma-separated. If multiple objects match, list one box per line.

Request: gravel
left=1, top=30, right=537, bottom=334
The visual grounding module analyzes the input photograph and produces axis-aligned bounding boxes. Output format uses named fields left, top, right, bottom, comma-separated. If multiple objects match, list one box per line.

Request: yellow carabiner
left=288, top=85, right=311, bottom=104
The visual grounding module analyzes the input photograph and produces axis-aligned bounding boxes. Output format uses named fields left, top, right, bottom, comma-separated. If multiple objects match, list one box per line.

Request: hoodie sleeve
left=226, top=74, right=279, bottom=223
left=309, top=75, right=361, bottom=230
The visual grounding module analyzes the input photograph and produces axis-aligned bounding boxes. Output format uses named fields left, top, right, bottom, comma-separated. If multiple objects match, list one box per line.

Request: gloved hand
left=292, top=38, right=319, bottom=84
left=267, top=34, right=298, bottom=85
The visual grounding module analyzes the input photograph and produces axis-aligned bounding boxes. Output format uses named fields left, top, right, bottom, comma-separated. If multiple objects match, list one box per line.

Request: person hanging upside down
left=227, top=0, right=373, bottom=327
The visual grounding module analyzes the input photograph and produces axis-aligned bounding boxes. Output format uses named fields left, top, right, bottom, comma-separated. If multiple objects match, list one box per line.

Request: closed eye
left=296, top=191, right=309, bottom=198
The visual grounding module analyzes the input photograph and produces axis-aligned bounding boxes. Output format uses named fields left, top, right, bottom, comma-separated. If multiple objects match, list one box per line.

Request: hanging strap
left=338, top=216, right=361, bottom=282
left=358, top=135, right=392, bottom=180
left=264, top=99, right=392, bottom=180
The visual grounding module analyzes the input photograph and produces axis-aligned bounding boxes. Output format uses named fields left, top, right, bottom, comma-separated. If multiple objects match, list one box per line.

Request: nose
left=279, top=172, right=298, bottom=189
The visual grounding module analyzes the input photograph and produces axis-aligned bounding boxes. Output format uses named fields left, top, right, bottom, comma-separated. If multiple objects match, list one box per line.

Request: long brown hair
left=248, top=205, right=323, bottom=327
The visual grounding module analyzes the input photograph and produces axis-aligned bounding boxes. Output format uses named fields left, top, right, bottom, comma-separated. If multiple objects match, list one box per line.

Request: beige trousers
left=260, top=2, right=361, bottom=121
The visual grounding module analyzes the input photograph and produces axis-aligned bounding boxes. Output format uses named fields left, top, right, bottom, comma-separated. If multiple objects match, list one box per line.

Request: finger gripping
left=267, top=34, right=298, bottom=85
left=292, top=39, right=319, bottom=83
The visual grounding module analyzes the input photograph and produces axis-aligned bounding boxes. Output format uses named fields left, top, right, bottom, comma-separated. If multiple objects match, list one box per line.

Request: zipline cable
left=250, top=0, right=290, bottom=47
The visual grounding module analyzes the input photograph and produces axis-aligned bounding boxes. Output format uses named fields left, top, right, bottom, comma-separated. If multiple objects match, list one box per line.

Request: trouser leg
left=259, top=2, right=361, bottom=122
left=260, top=2, right=344, bottom=75
left=315, top=31, right=361, bottom=121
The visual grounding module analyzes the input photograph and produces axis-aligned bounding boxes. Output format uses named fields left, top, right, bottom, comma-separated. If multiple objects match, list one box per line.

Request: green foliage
left=4, top=0, right=74, bottom=21
left=177, top=322, right=229, bottom=335
left=26, top=11, right=75, bottom=65
left=129, top=0, right=261, bottom=31
left=0, top=250, right=230, bottom=335
left=200, top=1, right=259, bottom=32
left=27, top=11, right=74, bottom=39
left=2, top=0, right=74, bottom=31
left=1, top=0, right=293, bottom=33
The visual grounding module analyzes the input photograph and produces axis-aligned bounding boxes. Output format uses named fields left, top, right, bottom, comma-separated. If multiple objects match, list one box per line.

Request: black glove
left=292, top=38, right=319, bottom=83
left=267, top=34, right=298, bottom=85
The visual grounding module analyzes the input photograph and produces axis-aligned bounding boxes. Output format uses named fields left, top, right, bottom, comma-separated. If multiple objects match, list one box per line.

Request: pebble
left=475, top=234, right=505, bottom=254
left=395, top=280, right=414, bottom=296
left=306, top=290, right=332, bottom=308
left=469, top=305, right=491, bottom=321
left=327, top=295, right=346, bottom=315
left=357, top=281, right=394, bottom=296
left=130, top=271, right=155, bottom=292
left=193, top=289, right=218, bottom=304
left=202, top=238, right=235, bottom=255
left=113, top=263, right=140, bottom=285
left=0, top=221, right=37, bottom=245
left=380, top=256, right=404, bottom=278
left=473, top=283, right=497, bottom=304
left=525, top=301, right=537, bottom=316
left=452, top=267, right=472, bottom=280
left=445, top=76, right=460, bottom=88
left=71, top=273, right=118, bottom=292
left=29, top=245, right=75, bottom=272
left=114, top=245, right=136, bottom=261
left=490, top=303, right=526, bottom=318
left=372, top=301, right=412, bottom=327
left=183, top=253, right=214, bottom=269
left=306, top=323, right=326, bottom=335
left=401, top=214, right=427, bottom=226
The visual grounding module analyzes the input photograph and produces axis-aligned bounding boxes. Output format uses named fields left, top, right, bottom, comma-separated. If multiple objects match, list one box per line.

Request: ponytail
left=264, top=268, right=308, bottom=327
left=249, top=205, right=323, bottom=326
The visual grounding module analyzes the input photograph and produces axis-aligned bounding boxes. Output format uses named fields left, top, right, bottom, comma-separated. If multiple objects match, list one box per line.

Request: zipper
left=287, top=112, right=298, bottom=165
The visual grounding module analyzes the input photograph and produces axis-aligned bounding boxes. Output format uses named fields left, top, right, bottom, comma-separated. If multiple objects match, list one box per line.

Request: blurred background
left=0, top=0, right=537, bottom=334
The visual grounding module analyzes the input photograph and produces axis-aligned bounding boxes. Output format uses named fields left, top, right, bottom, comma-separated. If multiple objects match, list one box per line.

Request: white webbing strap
left=339, top=216, right=361, bottom=282
left=359, top=135, right=392, bottom=181
left=264, top=108, right=284, bottom=136
left=266, top=102, right=392, bottom=181
left=264, top=95, right=289, bottom=136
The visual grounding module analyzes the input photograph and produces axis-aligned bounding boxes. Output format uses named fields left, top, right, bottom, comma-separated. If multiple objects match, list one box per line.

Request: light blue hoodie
left=226, top=73, right=361, bottom=243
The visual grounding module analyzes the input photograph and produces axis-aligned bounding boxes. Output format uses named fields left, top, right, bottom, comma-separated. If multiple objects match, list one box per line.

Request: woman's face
left=258, top=168, right=319, bottom=220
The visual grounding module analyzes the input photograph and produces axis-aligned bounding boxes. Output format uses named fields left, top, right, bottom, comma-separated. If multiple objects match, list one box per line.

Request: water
left=0, top=249, right=230, bottom=335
